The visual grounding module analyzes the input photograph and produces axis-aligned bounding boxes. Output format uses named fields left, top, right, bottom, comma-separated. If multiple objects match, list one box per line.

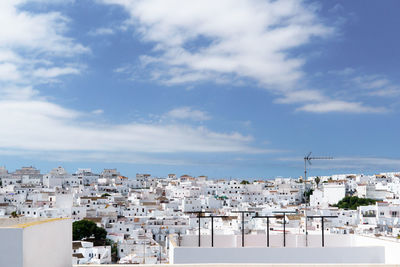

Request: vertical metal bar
left=159, top=244, right=161, bottom=264
left=283, top=213, right=286, bottom=247
left=198, top=213, right=201, bottom=247
left=143, top=241, right=146, bottom=264
left=211, top=216, right=214, bottom=247
left=322, top=217, right=324, bottom=247
left=305, top=214, right=308, bottom=247
left=242, top=212, right=245, bottom=247
left=267, top=217, right=270, bottom=247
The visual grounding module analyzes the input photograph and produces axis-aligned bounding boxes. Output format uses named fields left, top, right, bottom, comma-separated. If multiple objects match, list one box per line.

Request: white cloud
left=328, top=67, right=355, bottom=76
left=91, top=109, right=104, bottom=115
left=278, top=156, right=400, bottom=172
left=0, top=1, right=88, bottom=55
left=0, top=63, right=20, bottom=81
left=275, top=90, right=326, bottom=104
left=297, top=100, right=387, bottom=114
left=0, top=97, right=265, bottom=156
left=104, top=0, right=391, bottom=114
left=33, top=66, right=81, bottom=78
left=165, top=107, right=211, bottom=121
left=0, top=0, right=270, bottom=164
left=0, top=1, right=88, bottom=86
left=352, top=74, right=400, bottom=97
left=88, top=27, right=115, bottom=36
left=103, top=0, right=331, bottom=89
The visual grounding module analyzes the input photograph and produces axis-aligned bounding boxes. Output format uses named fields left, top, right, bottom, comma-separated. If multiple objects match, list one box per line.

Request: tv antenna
left=303, top=151, right=333, bottom=247
left=303, top=152, right=333, bottom=182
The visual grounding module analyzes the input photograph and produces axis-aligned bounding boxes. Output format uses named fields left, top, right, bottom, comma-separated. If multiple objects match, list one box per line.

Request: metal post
left=305, top=214, right=308, bottom=247
left=159, top=244, right=161, bottom=264
left=322, top=217, right=324, bottom=247
left=242, top=213, right=245, bottom=247
left=267, top=217, right=270, bottom=247
left=211, top=216, right=214, bottom=247
left=283, top=213, right=286, bottom=247
left=233, top=211, right=254, bottom=248
left=198, top=213, right=201, bottom=247
left=307, top=215, right=337, bottom=248
left=143, top=241, right=146, bottom=264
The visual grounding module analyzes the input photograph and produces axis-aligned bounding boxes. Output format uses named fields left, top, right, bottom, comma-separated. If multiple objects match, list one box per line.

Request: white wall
left=0, top=219, right=71, bottom=267
left=178, top=234, right=356, bottom=248
left=23, top=219, right=72, bottom=267
left=170, top=245, right=384, bottom=264
left=0, top=228, right=23, bottom=267
left=170, top=234, right=400, bottom=264
left=353, top=235, right=400, bottom=264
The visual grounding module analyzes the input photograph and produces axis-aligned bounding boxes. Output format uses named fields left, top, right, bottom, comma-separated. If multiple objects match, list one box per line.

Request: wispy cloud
left=0, top=0, right=270, bottom=165
left=0, top=98, right=262, bottom=154
left=104, top=0, right=391, bottom=114
left=32, top=66, right=82, bottom=79
left=164, top=106, right=211, bottom=121
left=103, top=1, right=330, bottom=88
left=0, top=1, right=88, bottom=86
left=88, top=27, right=115, bottom=36
left=296, top=100, right=388, bottom=114
left=352, top=74, right=400, bottom=97
left=278, top=156, right=400, bottom=172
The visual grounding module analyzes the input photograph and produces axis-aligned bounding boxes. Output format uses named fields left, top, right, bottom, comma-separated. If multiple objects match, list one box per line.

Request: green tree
left=73, top=220, right=107, bottom=245
left=333, top=196, right=376, bottom=210
left=101, top=193, right=111, bottom=197
left=10, top=211, right=18, bottom=218
left=240, top=180, right=250, bottom=185
left=303, top=189, right=314, bottom=203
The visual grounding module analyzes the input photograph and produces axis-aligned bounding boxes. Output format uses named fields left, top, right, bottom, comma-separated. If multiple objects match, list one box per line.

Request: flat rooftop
left=0, top=218, right=67, bottom=228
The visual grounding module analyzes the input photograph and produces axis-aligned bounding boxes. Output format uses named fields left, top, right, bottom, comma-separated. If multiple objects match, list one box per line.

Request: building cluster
left=1, top=166, right=400, bottom=264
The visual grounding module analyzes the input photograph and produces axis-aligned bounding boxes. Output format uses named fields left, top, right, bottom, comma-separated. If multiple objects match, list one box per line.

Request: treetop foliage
left=333, top=196, right=376, bottom=210
left=73, top=219, right=107, bottom=245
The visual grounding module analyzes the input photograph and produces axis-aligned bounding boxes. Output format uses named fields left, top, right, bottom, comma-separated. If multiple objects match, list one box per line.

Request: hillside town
left=1, top=166, right=400, bottom=264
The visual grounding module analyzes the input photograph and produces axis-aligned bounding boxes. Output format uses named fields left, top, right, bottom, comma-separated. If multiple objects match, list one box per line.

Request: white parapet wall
left=0, top=218, right=72, bottom=267
left=170, top=246, right=385, bottom=264
left=169, top=234, right=391, bottom=264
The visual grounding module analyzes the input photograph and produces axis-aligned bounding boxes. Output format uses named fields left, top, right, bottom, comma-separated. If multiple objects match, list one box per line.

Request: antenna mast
left=303, top=152, right=333, bottom=247
left=303, top=152, right=333, bottom=182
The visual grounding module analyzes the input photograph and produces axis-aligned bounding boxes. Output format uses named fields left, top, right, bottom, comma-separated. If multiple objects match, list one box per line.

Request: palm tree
left=315, top=176, right=321, bottom=188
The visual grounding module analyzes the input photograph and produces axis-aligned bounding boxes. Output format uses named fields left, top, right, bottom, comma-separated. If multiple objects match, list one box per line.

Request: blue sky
left=1, top=0, right=400, bottom=178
